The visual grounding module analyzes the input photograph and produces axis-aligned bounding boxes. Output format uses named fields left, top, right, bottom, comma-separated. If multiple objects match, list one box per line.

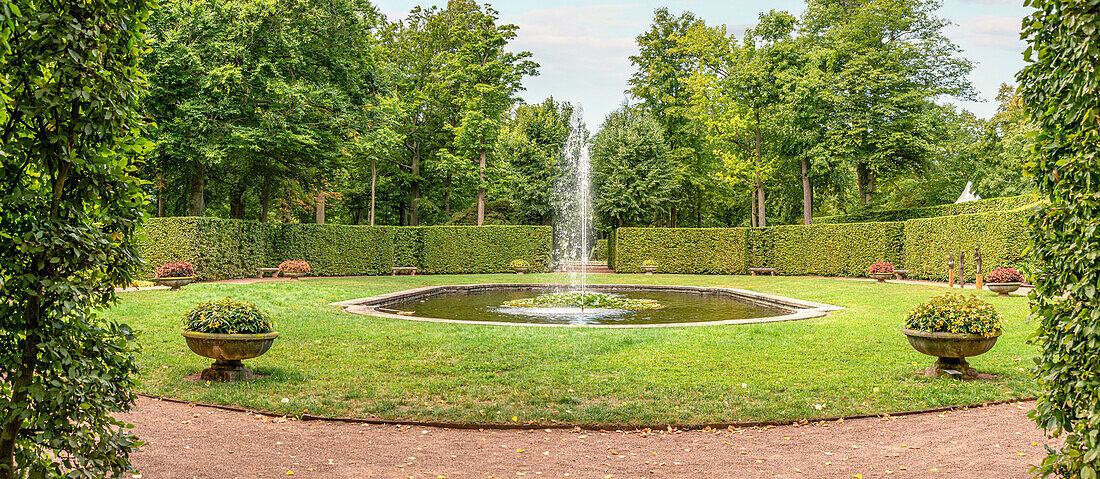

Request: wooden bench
left=391, top=266, right=418, bottom=276
left=894, top=269, right=909, bottom=280
left=748, top=267, right=776, bottom=276
left=256, top=267, right=280, bottom=278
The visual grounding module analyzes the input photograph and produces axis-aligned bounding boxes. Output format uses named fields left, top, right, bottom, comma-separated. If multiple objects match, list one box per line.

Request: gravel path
left=121, top=397, right=1054, bottom=478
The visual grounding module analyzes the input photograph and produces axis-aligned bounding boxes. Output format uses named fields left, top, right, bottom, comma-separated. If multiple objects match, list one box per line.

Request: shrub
left=749, top=222, right=905, bottom=277
left=902, top=209, right=1029, bottom=282
left=185, top=298, right=274, bottom=334
left=986, top=267, right=1023, bottom=284
left=904, top=293, right=1003, bottom=337
left=594, top=239, right=608, bottom=262
left=613, top=228, right=748, bottom=274
left=641, top=259, right=658, bottom=267
left=139, top=217, right=282, bottom=281
left=156, top=261, right=194, bottom=278
left=814, top=195, right=1036, bottom=224
left=279, top=260, right=311, bottom=274
left=418, top=226, right=552, bottom=274
left=868, top=261, right=895, bottom=274
left=509, top=259, right=530, bottom=269
left=282, top=224, right=393, bottom=277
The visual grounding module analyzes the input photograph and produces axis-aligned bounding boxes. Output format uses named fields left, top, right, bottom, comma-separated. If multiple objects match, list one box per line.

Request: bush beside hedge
left=814, top=195, right=1036, bottom=224
left=902, top=209, right=1030, bottom=282
left=613, top=228, right=748, bottom=274
left=748, top=222, right=906, bottom=277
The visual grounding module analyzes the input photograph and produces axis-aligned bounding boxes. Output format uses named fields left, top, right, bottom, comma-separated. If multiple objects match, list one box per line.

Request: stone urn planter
left=641, top=265, right=659, bottom=275
left=281, top=271, right=307, bottom=280
left=512, top=266, right=529, bottom=275
left=986, top=282, right=1021, bottom=297
left=155, top=277, right=195, bottom=291
left=902, top=328, right=1000, bottom=378
left=870, top=273, right=893, bottom=283
left=182, top=330, right=279, bottom=381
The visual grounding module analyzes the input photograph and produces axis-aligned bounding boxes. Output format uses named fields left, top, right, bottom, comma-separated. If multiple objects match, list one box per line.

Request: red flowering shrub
left=279, top=260, right=311, bottom=274
left=987, top=267, right=1023, bottom=283
left=867, top=261, right=895, bottom=274
left=156, top=261, right=194, bottom=278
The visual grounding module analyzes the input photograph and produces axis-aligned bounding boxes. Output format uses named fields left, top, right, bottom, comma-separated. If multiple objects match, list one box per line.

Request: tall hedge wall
left=137, top=218, right=552, bottom=280
left=138, top=217, right=280, bottom=281
left=748, top=222, right=905, bottom=277
left=613, top=228, right=748, bottom=274
left=814, top=195, right=1035, bottom=224
left=902, top=209, right=1029, bottom=282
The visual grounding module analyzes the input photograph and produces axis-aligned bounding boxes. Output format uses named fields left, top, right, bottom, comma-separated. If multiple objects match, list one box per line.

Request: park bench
left=894, top=269, right=909, bottom=280
left=256, top=267, right=280, bottom=278
left=391, top=266, right=418, bottom=276
left=748, top=267, right=776, bottom=276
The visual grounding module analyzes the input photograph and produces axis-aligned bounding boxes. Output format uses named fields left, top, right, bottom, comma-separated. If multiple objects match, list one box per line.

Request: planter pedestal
left=201, top=359, right=256, bottom=381
left=925, top=357, right=978, bottom=378
left=902, top=328, right=999, bottom=379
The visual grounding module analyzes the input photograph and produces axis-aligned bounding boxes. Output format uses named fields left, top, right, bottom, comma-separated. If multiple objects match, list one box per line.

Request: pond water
left=383, top=289, right=789, bottom=326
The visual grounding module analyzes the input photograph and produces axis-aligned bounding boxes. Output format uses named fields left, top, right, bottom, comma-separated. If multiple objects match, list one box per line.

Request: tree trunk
left=669, top=204, right=677, bottom=228
left=315, top=191, right=325, bottom=224
left=444, top=173, right=452, bottom=216
left=409, top=148, right=420, bottom=226
left=476, top=149, right=486, bottom=226
left=157, top=193, right=165, bottom=217
left=754, top=109, right=765, bottom=228
left=801, top=158, right=812, bottom=225
left=856, top=162, right=874, bottom=205
left=260, top=178, right=271, bottom=223
left=750, top=189, right=757, bottom=228
left=187, top=161, right=205, bottom=216
left=229, top=183, right=246, bottom=219
left=369, top=158, right=376, bottom=226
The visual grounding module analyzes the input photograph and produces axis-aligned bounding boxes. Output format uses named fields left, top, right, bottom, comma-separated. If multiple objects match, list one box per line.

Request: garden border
left=331, top=283, right=844, bottom=328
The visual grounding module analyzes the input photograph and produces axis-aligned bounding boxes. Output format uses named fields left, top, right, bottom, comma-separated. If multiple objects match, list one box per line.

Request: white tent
left=955, top=181, right=981, bottom=203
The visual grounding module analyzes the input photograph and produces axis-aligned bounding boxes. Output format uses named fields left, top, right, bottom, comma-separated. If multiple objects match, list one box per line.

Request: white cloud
left=946, top=15, right=1024, bottom=50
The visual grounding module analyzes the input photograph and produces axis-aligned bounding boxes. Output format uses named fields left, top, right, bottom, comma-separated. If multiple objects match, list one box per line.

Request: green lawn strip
left=105, top=273, right=1037, bottom=426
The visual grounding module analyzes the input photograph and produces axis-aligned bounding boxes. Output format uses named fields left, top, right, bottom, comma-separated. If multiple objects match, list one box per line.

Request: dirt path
left=121, top=397, right=1053, bottom=478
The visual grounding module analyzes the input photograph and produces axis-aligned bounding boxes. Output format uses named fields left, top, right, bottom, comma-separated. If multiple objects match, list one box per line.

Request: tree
left=496, top=98, right=573, bottom=225
left=802, top=0, right=973, bottom=205
left=629, top=8, right=717, bottom=227
left=1018, top=0, right=1100, bottom=476
left=0, top=0, right=153, bottom=476
left=591, top=106, right=676, bottom=227
left=443, top=0, right=538, bottom=226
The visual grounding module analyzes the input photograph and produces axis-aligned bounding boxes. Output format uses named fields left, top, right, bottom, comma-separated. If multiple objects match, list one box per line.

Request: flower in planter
left=987, top=267, right=1023, bottom=283
left=278, top=260, right=311, bottom=274
left=156, top=261, right=194, bottom=278
left=509, top=259, right=530, bottom=269
left=185, top=298, right=274, bottom=335
left=867, top=261, right=895, bottom=274
left=904, top=293, right=1002, bottom=337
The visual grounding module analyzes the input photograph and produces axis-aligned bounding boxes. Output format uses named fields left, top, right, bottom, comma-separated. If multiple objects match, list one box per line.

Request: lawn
left=106, top=274, right=1038, bottom=426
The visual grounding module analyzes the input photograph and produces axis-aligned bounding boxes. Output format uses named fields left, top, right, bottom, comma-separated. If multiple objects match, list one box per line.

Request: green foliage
left=138, top=218, right=551, bottom=279
left=508, top=259, right=530, bottom=269
left=0, top=0, right=154, bottom=475
left=641, top=259, right=659, bottom=268
left=594, top=239, right=608, bottom=262
left=418, top=226, right=551, bottom=274
left=497, top=98, right=573, bottom=225
left=901, top=210, right=1029, bottom=282
left=502, top=292, right=663, bottom=310
left=591, top=106, right=676, bottom=227
left=613, top=228, right=748, bottom=274
left=184, top=298, right=275, bottom=334
left=749, top=222, right=905, bottom=277
left=1018, top=0, right=1100, bottom=475
left=903, top=293, right=1002, bottom=337
left=814, top=195, right=1036, bottom=224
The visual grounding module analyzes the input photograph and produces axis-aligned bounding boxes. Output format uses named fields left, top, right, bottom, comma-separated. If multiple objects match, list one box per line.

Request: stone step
left=551, top=263, right=615, bottom=274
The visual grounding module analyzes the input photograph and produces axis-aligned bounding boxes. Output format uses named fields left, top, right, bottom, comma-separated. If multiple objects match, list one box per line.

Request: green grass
left=104, top=274, right=1038, bottom=426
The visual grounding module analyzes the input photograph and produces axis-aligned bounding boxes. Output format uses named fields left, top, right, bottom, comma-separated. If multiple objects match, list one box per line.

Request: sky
left=374, top=0, right=1032, bottom=128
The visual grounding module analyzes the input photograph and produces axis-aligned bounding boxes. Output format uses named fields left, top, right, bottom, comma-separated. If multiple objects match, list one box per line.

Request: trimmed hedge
left=748, top=222, right=906, bottom=277
left=814, top=195, right=1036, bottom=224
left=613, top=228, right=748, bottom=274
left=418, top=226, right=552, bottom=274
left=138, top=218, right=552, bottom=280
left=594, top=239, right=608, bottom=262
left=902, top=209, right=1030, bottom=282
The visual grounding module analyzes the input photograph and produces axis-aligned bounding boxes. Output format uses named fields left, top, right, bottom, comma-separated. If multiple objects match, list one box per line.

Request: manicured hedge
left=594, top=239, right=608, bottom=262
left=613, top=228, right=748, bottom=274
left=418, top=226, right=552, bottom=274
left=902, top=209, right=1030, bottom=282
left=748, top=222, right=906, bottom=277
left=814, top=195, right=1036, bottom=224
left=138, top=218, right=552, bottom=280
left=281, top=224, right=395, bottom=277
left=138, top=217, right=279, bottom=281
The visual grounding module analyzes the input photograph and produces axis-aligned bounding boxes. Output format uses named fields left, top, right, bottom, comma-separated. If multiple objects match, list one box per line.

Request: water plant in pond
left=502, top=291, right=664, bottom=310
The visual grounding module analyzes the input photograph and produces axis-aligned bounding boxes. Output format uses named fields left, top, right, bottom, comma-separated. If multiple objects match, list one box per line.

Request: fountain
left=333, top=105, right=843, bottom=327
